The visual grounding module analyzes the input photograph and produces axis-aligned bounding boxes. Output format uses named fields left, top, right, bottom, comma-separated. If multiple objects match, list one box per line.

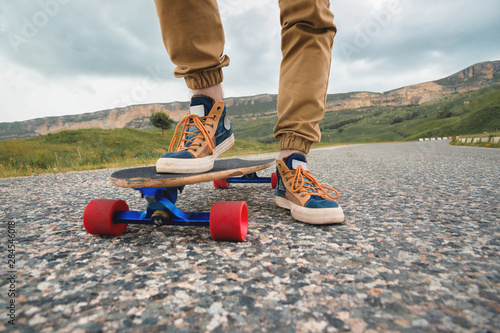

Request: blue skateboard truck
left=83, top=158, right=276, bottom=241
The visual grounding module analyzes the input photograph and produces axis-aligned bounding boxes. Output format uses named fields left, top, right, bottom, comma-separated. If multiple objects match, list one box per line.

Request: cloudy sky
left=1, top=0, right=499, bottom=123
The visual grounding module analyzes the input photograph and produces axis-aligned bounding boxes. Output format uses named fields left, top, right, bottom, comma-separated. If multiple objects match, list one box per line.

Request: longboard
left=110, top=158, right=276, bottom=188
left=83, top=158, right=277, bottom=242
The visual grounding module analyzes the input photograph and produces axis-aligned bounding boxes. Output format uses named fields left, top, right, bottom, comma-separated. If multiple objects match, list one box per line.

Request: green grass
left=2, top=84, right=499, bottom=178
left=450, top=133, right=500, bottom=148
left=451, top=140, right=500, bottom=149
left=230, top=84, right=499, bottom=145
left=317, top=84, right=500, bottom=143
left=0, top=128, right=279, bottom=178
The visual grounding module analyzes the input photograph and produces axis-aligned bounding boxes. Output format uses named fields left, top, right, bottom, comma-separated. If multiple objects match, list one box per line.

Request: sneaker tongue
left=190, top=95, right=215, bottom=117
left=285, top=153, right=308, bottom=171
left=189, top=105, right=205, bottom=117
left=184, top=95, right=215, bottom=147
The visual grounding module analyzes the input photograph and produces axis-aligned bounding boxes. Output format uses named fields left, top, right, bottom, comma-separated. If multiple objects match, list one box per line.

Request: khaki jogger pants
left=154, top=0, right=336, bottom=154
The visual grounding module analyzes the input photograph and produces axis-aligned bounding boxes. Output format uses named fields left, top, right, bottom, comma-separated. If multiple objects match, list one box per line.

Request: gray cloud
left=0, top=0, right=170, bottom=77
left=221, top=5, right=281, bottom=95
left=331, top=0, right=500, bottom=90
left=0, top=0, right=499, bottom=122
left=2, top=0, right=498, bottom=83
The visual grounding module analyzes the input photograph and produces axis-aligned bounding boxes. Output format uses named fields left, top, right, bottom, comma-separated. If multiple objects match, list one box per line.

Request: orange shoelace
left=283, top=165, right=339, bottom=200
left=168, top=114, right=215, bottom=153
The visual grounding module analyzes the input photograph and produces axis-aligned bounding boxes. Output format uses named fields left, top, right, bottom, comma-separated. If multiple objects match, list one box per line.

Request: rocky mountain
left=324, top=60, right=500, bottom=112
left=0, top=101, right=190, bottom=140
left=0, top=60, right=498, bottom=140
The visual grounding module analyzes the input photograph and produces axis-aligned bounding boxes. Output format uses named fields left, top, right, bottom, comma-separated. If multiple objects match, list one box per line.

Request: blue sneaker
left=156, top=95, right=235, bottom=173
left=275, top=154, right=344, bottom=224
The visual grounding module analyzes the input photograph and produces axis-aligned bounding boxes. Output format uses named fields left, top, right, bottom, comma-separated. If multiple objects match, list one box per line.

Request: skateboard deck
left=83, top=158, right=276, bottom=241
left=110, top=158, right=276, bottom=188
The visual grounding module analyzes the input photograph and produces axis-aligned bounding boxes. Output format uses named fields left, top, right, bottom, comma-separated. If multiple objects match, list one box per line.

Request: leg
left=154, top=0, right=229, bottom=91
left=193, top=83, right=224, bottom=103
left=274, top=0, right=337, bottom=155
left=274, top=0, right=343, bottom=224
left=153, top=0, right=234, bottom=173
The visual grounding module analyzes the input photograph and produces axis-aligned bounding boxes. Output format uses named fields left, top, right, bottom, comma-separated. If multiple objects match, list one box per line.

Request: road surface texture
left=1, top=141, right=499, bottom=332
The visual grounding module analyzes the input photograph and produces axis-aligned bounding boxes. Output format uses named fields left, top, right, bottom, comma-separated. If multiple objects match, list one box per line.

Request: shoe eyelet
left=213, top=115, right=217, bottom=120
left=194, top=148, right=198, bottom=152
left=217, top=107, right=221, bottom=111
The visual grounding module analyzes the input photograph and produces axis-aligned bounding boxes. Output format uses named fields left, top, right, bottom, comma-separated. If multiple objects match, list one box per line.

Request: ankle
left=192, top=84, right=224, bottom=103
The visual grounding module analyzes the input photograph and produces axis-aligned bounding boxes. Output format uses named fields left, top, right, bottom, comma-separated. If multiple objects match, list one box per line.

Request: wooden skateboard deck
left=110, top=158, right=276, bottom=188
left=84, top=157, right=276, bottom=241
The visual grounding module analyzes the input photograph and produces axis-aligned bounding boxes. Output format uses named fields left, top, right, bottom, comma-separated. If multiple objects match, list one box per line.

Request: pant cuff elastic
left=183, top=68, right=224, bottom=90
left=279, top=134, right=313, bottom=154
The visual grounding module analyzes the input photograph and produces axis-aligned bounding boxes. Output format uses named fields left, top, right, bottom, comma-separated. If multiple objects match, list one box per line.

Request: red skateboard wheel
left=271, top=172, right=278, bottom=189
left=210, top=201, right=248, bottom=241
left=214, top=178, right=230, bottom=189
left=83, top=199, right=129, bottom=236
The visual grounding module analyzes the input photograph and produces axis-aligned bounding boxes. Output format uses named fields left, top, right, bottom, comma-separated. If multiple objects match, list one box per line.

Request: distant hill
left=321, top=83, right=500, bottom=143
left=230, top=83, right=500, bottom=144
left=0, top=60, right=499, bottom=140
left=324, top=60, right=500, bottom=111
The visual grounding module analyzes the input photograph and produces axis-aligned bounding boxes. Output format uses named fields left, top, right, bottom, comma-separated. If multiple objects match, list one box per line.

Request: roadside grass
left=0, top=128, right=280, bottom=178
left=2, top=84, right=498, bottom=178
left=451, top=141, right=500, bottom=148
left=3, top=125, right=497, bottom=179
left=450, top=133, right=500, bottom=148
left=454, top=133, right=499, bottom=138
left=230, top=85, right=500, bottom=145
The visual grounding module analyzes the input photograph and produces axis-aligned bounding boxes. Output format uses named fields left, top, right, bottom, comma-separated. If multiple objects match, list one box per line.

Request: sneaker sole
left=275, top=196, right=345, bottom=224
left=156, top=134, right=235, bottom=174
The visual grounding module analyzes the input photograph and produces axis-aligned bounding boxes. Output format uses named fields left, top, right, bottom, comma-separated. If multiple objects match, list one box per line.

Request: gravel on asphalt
left=0, top=141, right=499, bottom=332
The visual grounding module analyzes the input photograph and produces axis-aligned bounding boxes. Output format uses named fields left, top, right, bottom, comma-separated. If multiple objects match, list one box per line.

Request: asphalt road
left=1, top=141, right=499, bottom=332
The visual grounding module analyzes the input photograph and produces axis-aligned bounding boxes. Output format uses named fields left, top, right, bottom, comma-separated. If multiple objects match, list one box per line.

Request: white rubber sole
left=156, top=134, right=235, bottom=174
left=275, top=196, right=344, bottom=224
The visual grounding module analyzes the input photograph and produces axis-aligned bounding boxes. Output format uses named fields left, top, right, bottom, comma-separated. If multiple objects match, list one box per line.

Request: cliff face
left=0, top=101, right=191, bottom=140
left=325, top=61, right=500, bottom=112
left=0, top=61, right=499, bottom=140
left=32, top=103, right=192, bottom=136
